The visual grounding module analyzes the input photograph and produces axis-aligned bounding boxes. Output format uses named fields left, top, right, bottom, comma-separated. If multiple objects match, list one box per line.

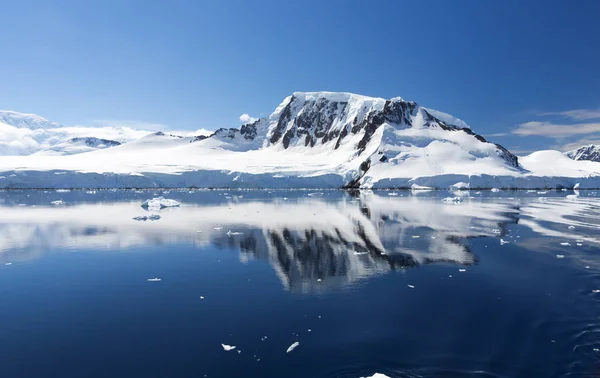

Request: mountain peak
left=566, top=144, right=600, bottom=162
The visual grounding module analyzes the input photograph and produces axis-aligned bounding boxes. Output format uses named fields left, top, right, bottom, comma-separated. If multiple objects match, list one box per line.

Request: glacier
left=0, top=92, right=598, bottom=189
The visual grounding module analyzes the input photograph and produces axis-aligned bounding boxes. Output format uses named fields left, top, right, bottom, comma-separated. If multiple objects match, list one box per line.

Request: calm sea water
left=0, top=189, right=599, bottom=378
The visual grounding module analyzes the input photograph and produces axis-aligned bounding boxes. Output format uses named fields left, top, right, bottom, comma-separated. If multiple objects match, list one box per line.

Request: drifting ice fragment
left=592, top=290, right=600, bottom=293
left=441, top=197, right=463, bottom=203
left=459, top=269, right=466, bottom=272
left=556, top=255, right=565, bottom=259
left=500, top=239, right=509, bottom=245
left=560, top=242, right=571, bottom=246
left=141, top=197, right=180, bottom=210
left=362, top=374, right=392, bottom=378
left=568, top=226, right=576, bottom=230
left=307, top=192, right=324, bottom=197
left=147, top=278, right=161, bottom=282
left=353, top=251, right=368, bottom=255
left=51, top=200, right=65, bottom=206
left=226, top=230, right=243, bottom=236
left=221, top=344, right=236, bottom=351
left=407, top=284, right=415, bottom=288
left=490, top=188, right=500, bottom=192
left=5, top=262, right=12, bottom=266
left=286, top=342, right=300, bottom=353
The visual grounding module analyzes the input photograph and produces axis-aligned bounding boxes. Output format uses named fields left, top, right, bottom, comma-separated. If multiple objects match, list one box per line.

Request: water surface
left=0, top=189, right=599, bottom=377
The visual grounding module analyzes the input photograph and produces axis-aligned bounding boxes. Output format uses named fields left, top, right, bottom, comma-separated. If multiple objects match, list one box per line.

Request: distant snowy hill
left=0, top=110, right=153, bottom=156
left=0, top=92, right=599, bottom=189
left=566, top=145, right=600, bottom=162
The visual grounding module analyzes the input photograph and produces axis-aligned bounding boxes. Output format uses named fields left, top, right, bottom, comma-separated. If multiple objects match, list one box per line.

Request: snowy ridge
left=566, top=145, right=600, bottom=162
left=0, top=92, right=599, bottom=189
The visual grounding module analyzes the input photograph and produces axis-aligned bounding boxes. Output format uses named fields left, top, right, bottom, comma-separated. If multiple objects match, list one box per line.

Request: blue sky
left=0, top=0, right=599, bottom=153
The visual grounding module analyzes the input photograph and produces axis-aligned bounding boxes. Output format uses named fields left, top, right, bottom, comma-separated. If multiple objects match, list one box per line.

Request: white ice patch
left=141, top=197, right=180, bottom=210
left=221, top=344, right=236, bottom=351
left=441, top=197, right=463, bottom=204
left=51, top=200, right=65, bottom=206
left=286, top=341, right=300, bottom=353
left=147, top=278, right=161, bottom=282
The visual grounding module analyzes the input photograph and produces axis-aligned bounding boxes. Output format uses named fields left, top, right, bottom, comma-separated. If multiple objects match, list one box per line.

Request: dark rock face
left=190, top=135, right=208, bottom=143
left=240, top=120, right=260, bottom=140
left=566, top=145, right=600, bottom=162
left=213, top=128, right=239, bottom=139
left=69, top=137, right=121, bottom=147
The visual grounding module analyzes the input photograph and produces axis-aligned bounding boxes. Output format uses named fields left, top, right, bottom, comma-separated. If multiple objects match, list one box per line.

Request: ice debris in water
left=51, top=200, right=65, bottom=206
left=221, top=344, right=236, bottom=351
left=568, top=225, right=576, bottom=230
left=133, top=214, right=161, bottom=221
left=577, top=243, right=583, bottom=246
left=5, top=262, right=12, bottom=266
left=490, top=188, right=500, bottom=192
left=560, top=242, right=571, bottom=246
left=459, top=269, right=466, bottom=272
left=592, top=290, right=600, bottom=293
left=307, top=192, right=323, bottom=197
left=147, top=278, right=161, bottom=282
left=412, top=235, right=420, bottom=238
left=556, top=255, right=565, bottom=259
left=353, top=251, right=368, bottom=255
left=286, top=341, right=300, bottom=353
left=141, top=197, right=180, bottom=209
left=441, top=197, right=463, bottom=203
left=407, top=284, right=415, bottom=289
left=86, top=190, right=97, bottom=194
left=500, top=239, right=510, bottom=245
left=226, top=230, right=243, bottom=236
left=362, top=374, right=392, bottom=378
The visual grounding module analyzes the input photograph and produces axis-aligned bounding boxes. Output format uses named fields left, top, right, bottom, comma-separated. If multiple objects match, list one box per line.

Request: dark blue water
left=0, top=189, right=599, bottom=378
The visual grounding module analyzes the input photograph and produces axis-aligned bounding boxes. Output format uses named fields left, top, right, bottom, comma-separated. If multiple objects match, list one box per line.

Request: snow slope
left=0, top=93, right=599, bottom=189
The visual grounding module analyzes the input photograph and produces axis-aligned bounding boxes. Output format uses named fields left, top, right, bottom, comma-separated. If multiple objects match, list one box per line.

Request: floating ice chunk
left=307, top=192, right=323, bottom=197
left=560, top=242, right=571, bottom=246
left=441, top=197, right=463, bottom=204
left=141, top=197, right=180, bottom=210
left=412, top=235, right=420, bottom=239
left=556, top=255, right=565, bottom=259
left=568, top=226, right=576, bottom=230
left=317, top=279, right=322, bottom=282
left=475, top=191, right=482, bottom=194
left=214, top=227, right=222, bottom=230
left=459, top=269, right=466, bottom=272
left=362, top=374, right=391, bottom=378
left=56, top=189, right=71, bottom=193
left=577, top=243, right=583, bottom=246
left=407, top=284, right=415, bottom=288
left=537, top=191, right=548, bottom=194
left=147, top=278, right=161, bottom=282
left=261, top=336, right=268, bottom=341
left=574, top=183, right=580, bottom=189
left=566, top=194, right=579, bottom=200
left=500, top=239, right=509, bottom=245
left=221, top=344, right=236, bottom=351
left=308, top=329, right=312, bottom=332
left=237, top=350, right=242, bottom=354
left=492, top=229, right=502, bottom=234
left=226, top=230, right=243, bottom=236
left=86, top=190, right=97, bottom=194
left=51, top=200, right=65, bottom=206
left=5, top=262, right=12, bottom=266
left=353, top=251, right=368, bottom=255
left=592, top=290, right=600, bottom=293
left=490, top=188, right=500, bottom=192
left=286, top=341, right=300, bottom=353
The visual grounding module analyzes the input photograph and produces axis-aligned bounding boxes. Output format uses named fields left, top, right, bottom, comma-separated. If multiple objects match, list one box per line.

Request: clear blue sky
left=1, top=0, right=599, bottom=152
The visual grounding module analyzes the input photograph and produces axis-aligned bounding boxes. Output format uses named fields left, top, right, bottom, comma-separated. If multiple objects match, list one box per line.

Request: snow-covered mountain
left=0, top=110, right=149, bottom=156
left=0, top=92, right=599, bottom=189
left=566, top=145, right=600, bottom=162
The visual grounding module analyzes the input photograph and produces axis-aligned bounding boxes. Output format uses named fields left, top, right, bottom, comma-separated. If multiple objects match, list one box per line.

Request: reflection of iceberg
left=0, top=192, right=599, bottom=291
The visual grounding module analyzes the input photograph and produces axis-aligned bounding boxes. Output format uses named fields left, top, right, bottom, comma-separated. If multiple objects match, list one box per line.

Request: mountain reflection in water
left=1, top=190, right=598, bottom=292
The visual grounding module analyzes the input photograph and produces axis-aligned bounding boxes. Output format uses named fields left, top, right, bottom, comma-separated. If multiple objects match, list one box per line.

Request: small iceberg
left=51, top=200, right=65, bottom=206
left=490, top=188, right=500, bottom=192
left=141, top=197, right=180, bottom=210
left=221, top=344, right=236, bottom=351
left=133, top=214, right=161, bottom=221
left=286, top=341, right=300, bottom=353
left=147, top=278, right=161, bottom=282
left=441, top=197, right=463, bottom=204
left=307, top=192, right=324, bottom=197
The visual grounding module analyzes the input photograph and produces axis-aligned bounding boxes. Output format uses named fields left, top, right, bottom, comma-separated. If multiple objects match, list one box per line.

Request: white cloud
left=91, top=119, right=168, bottom=132
left=239, top=113, right=257, bottom=124
left=539, top=109, right=600, bottom=121
left=512, top=121, right=600, bottom=137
